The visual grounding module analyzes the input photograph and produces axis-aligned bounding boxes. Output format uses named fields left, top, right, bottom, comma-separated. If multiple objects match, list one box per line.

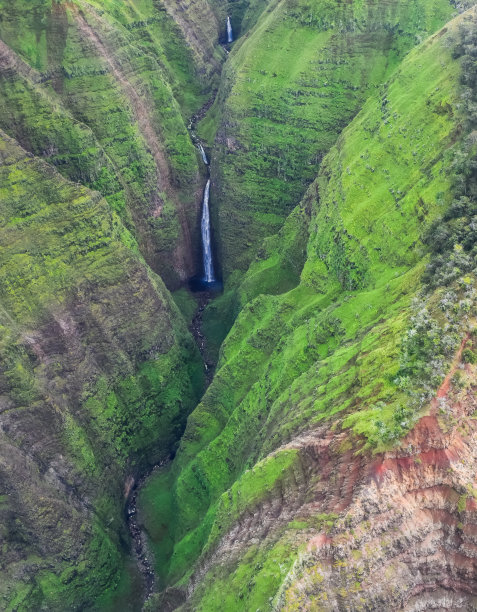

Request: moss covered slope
left=0, top=0, right=224, bottom=288
left=139, top=10, right=477, bottom=609
left=207, top=0, right=459, bottom=278
left=0, top=130, right=203, bottom=610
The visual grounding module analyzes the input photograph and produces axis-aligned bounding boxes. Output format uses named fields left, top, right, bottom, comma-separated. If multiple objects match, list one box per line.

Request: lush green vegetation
left=0, top=2, right=223, bottom=607
left=206, top=0, right=270, bottom=40
left=207, top=0, right=457, bottom=278
left=0, top=0, right=222, bottom=288
left=0, top=129, right=203, bottom=610
left=2, top=0, right=477, bottom=610
left=139, top=10, right=477, bottom=609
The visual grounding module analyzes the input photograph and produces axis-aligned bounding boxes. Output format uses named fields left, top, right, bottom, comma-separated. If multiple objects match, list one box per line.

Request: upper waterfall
left=198, top=143, right=209, bottom=165
left=227, top=16, right=233, bottom=43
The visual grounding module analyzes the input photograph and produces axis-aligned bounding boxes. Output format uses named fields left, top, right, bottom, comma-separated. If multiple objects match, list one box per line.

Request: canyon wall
left=0, top=128, right=205, bottom=609
left=0, top=0, right=223, bottom=608
left=207, top=0, right=458, bottom=277
left=2, top=0, right=477, bottom=610
left=0, top=0, right=224, bottom=288
left=140, top=6, right=477, bottom=610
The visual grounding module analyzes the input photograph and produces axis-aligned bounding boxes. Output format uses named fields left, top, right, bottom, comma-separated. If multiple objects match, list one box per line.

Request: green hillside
left=207, top=0, right=458, bottom=278
left=1, top=0, right=477, bottom=610
left=139, top=8, right=477, bottom=610
left=0, top=129, right=203, bottom=609
left=0, top=0, right=223, bottom=288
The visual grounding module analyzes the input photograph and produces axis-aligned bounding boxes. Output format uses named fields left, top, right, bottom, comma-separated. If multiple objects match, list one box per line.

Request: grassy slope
left=207, top=0, right=456, bottom=279
left=0, top=2, right=227, bottom=608
left=0, top=0, right=220, bottom=287
left=139, top=14, right=470, bottom=609
left=0, top=130, right=203, bottom=610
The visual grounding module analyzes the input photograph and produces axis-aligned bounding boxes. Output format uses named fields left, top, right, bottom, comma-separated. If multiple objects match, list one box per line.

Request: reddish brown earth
left=187, top=336, right=477, bottom=610
left=278, top=336, right=477, bottom=610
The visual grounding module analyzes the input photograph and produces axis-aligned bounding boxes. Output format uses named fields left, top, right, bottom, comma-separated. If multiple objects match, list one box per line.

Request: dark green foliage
left=375, top=403, right=415, bottom=444
left=2, top=2, right=477, bottom=610
left=463, top=346, right=477, bottom=362
left=424, top=12, right=477, bottom=287
left=0, top=130, right=203, bottom=610
left=394, top=297, right=463, bottom=399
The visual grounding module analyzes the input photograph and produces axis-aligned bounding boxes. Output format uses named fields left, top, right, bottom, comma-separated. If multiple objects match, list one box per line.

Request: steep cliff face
left=206, top=0, right=459, bottom=278
left=0, top=2, right=228, bottom=609
left=3, top=0, right=477, bottom=610
left=0, top=0, right=223, bottom=288
left=139, top=8, right=477, bottom=609
left=0, top=128, right=204, bottom=609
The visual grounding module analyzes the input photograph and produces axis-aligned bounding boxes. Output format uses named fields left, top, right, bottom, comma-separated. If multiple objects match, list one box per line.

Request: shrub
left=451, top=370, right=466, bottom=389
left=463, top=347, right=477, bottom=363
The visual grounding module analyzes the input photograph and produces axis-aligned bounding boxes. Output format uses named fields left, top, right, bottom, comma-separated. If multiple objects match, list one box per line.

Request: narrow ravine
left=126, top=18, right=235, bottom=607
left=126, top=470, right=158, bottom=603
left=187, top=92, right=223, bottom=380
left=126, top=110, right=220, bottom=610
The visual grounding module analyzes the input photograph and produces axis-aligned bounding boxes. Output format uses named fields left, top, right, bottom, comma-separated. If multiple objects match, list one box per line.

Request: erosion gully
left=125, top=67, right=228, bottom=607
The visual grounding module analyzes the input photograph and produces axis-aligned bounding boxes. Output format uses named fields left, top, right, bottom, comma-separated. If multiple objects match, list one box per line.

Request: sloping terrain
left=0, top=129, right=204, bottom=609
left=0, top=0, right=224, bottom=287
left=207, top=0, right=458, bottom=277
left=0, top=1, right=227, bottom=608
left=0, top=2, right=232, bottom=608
left=2, top=0, right=477, bottom=610
left=139, top=7, right=477, bottom=610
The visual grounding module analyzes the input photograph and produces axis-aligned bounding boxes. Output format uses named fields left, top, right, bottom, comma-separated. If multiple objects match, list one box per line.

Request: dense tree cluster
left=424, top=14, right=477, bottom=287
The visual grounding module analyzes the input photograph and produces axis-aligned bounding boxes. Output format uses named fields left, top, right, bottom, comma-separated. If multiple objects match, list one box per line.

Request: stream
left=125, top=469, right=159, bottom=602
left=126, top=19, right=234, bottom=608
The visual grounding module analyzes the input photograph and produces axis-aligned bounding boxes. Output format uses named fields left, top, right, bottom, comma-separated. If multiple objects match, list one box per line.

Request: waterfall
left=201, top=179, right=215, bottom=283
left=227, top=16, right=233, bottom=43
left=198, top=143, right=209, bottom=165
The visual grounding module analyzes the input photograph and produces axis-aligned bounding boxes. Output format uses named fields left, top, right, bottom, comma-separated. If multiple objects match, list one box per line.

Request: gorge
left=2, top=1, right=477, bottom=611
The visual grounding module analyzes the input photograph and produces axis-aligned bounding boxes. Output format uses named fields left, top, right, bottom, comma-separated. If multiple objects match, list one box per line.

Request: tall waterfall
left=227, top=16, right=233, bottom=43
left=198, top=143, right=208, bottom=165
left=201, top=179, right=215, bottom=283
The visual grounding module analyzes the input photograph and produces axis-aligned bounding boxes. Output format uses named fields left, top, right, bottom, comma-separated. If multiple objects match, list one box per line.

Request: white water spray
left=227, top=16, right=233, bottom=43
left=201, top=179, right=215, bottom=283
left=198, top=143, right=208, bottom=165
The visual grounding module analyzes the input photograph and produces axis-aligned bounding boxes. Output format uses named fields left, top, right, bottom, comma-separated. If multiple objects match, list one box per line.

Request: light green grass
left=139, top=15, right=468, bottom=608
left=208, top=0, right=456, bottom=278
